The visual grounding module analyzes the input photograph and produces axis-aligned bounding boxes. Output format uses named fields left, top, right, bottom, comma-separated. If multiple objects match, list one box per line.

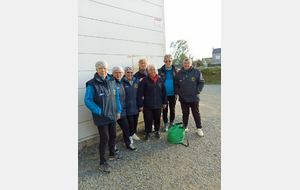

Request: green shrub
left=198, top=66, right=221, bottom=85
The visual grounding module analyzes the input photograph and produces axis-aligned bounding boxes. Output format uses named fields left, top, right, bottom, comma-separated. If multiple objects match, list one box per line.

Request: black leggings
left=117, top=117, right=131, bottom=146
left=162, top=95, right=176, bottom=123
left=126, top=114, right=139, bottom=136
left=180, top=101, right=202, bottom=129
left=97, top=122, right=116, bottom=165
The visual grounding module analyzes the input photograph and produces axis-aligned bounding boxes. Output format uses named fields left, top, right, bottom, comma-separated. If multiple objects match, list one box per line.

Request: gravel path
left=78, top=85, right=221, bottom=190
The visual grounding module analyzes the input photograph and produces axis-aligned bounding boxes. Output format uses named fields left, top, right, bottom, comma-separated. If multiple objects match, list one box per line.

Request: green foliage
left=193, top=59, right=203, bottom=67
left=206, top=58, right=212, bottom=64
left=198, top=66, right=221, bottom=84
left=170, top=40, right=190, bottom=67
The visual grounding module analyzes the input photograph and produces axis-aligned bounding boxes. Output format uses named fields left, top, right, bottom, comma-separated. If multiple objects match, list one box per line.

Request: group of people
left=84, top=55, right=205, bottom=173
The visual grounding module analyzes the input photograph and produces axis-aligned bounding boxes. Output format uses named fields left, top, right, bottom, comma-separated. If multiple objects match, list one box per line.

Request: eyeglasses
left=164, top=60, right=172, bottom=63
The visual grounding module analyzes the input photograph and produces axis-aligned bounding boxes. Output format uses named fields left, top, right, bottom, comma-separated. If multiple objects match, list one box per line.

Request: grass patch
left=198, top=66, right=221, bottom=85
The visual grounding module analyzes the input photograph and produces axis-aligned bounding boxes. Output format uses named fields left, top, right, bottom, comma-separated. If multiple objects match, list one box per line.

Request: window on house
left=215, top=55, right=220, bottom=59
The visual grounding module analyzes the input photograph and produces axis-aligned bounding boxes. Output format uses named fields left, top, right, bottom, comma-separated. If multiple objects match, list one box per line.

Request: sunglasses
left=164, top=60, right=172, bottom=63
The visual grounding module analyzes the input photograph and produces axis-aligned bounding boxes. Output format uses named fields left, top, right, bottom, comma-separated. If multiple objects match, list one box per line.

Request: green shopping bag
left=168, top=122, right=189, bottom=147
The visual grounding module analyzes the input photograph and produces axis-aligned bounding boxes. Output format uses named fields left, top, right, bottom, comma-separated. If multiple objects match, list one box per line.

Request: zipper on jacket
left=154, top=83, right=156, bottom=109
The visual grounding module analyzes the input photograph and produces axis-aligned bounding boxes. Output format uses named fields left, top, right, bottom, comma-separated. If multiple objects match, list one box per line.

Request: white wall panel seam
left=79, top=119, right=93, bottom=124
left=78, top=16, right=162, bottom=33
left=78, top=133, right=99, bottom=142
left=143, top=0, right=162, bottom=7
left=89, top=0, right=162, bottom=18
left=78, top=34, right=163, bottom=46
left=78, top=53, right=164, bottom=57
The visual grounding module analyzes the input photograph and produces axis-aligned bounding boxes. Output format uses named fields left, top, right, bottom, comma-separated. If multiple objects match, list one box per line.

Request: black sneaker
left=109, top=153, right=123, bottom=161
left=99, top=162, right=111, bottom=173
left=155, top=131, right=161, bottom=139
left=145, top=133, right=150, bottom=141
left=126, top=144, right=138, bottom=151
left=114, top=145, right=119, bottom=153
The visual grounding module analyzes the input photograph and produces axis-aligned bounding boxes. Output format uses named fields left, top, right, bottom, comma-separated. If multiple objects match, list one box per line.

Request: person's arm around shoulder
left=84, top=85, right=102, bottom=115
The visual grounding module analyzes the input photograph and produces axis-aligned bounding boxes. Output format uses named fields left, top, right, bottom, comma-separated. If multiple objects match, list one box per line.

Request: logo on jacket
left=191, top=77, right=195, bottom=81
left=113, top=89, right=116, bottom=95
left=159, top=83, right=162, bottom=88
left=134, top=84, right=138, bottom=88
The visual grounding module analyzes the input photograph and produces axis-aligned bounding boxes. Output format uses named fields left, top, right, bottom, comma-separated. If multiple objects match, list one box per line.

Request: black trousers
left=97, top=122, right=116, bottom=165
left=117, top=117, right=131, bottom=146
left=180, top=101, right=202, bottom=129
left=126, top=114, right=139, bottom=136
left=163, top=95, right=176, bottom=124
left=143, top=109, right=161, bottom=134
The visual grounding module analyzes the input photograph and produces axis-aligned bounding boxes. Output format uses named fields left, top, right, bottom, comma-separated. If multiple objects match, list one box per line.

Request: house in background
left=210, top=48, right=221, bottom=67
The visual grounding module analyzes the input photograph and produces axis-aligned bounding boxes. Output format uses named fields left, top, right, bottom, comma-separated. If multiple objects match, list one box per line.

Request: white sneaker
left=129, top=136, right=133, bottom=144
left=185, top=127, right=189, bottom=133
left=197, top=129, right=204, bottom=137
left=132, top=133, right=140, bottom=140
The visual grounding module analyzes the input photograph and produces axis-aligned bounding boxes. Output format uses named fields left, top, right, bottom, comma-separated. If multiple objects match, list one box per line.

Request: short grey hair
left=112, top=66, right=124, bottom=73
left=183, top=58, right=192, bottom=64
left=148, top=64, right=158, bottom=72
left=164, top=54, right=173, bottom=61
left=124, top=66, right=133, bottom=71
left=95, top=60, right=108, bottom=69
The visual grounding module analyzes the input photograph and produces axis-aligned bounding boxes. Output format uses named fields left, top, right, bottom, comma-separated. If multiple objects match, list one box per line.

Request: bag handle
left=180, top=134, right=189, bottom=147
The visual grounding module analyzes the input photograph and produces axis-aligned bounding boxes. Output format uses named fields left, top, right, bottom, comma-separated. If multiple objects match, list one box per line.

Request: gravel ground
left=78, top=85, right=221, bottom=190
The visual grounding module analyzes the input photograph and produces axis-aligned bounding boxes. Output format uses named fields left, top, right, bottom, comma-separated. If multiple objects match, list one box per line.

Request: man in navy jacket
left=174, top=58, right=205, bottom=137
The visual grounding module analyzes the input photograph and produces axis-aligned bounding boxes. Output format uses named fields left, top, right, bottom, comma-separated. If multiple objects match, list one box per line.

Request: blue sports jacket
left=85, top=73, right=122, bottom=126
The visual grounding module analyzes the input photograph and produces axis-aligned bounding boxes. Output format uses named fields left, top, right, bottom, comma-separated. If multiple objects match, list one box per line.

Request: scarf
left=139, top=68, right=148, bottom=76
left=149, top=74, right=158, bottom=84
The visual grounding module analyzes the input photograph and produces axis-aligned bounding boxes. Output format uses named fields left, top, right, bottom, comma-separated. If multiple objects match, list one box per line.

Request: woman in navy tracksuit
left=84, top=60, right=122, bottom=173
left=158, top=54, right=178, bottom=132
left=123, top=66, right=141, bottom=142
left=112, top=66, right=137, bottom=151
left=137, top=64, right=167, bottom=141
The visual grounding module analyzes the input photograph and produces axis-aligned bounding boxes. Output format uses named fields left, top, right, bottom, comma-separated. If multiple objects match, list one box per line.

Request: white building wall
left=78, top=0, right=166, bottom=143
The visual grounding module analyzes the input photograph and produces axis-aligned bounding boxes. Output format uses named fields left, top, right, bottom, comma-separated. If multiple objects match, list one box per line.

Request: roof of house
left=212, top=48, right=221, bottom=54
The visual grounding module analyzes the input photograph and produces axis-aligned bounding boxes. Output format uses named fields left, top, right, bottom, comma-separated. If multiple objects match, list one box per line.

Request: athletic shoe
left=155, top=131, right=161, bottom=139
left=132, top=133, right=140, bottom=140
left=129, top=136, right=133, bottom=144
left=170, top=122, right=175, bottom=126
left=99, top=162, right=111, bottom=173
left=109, top=153, right=123, bottom=161
left=126, top=144, right=138, bottom=151
left=164, top=123, right=168, bottom=132
left=185, top=127, right=189, bottom=133
left=114, top=145, right=119, bottom=153
left=145, top=133, right=150, bottom=141
left=197, top=128, right=204, bottom=137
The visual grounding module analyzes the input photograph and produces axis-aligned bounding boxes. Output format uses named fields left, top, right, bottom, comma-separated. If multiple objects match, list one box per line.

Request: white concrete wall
left=78, top=0, right=166, bottom=143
